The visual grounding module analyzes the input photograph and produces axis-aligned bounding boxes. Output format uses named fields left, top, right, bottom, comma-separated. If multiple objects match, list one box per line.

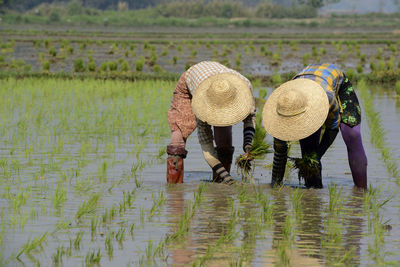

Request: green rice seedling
left=42, top=60, right=50, bottom=72
left=74, top=58, right=86, bottom=72
left=149, top=190, right=166, bottom=219
left=395, top=81, right=400, bottom=96
left=139, top=207, right=145, bottom=226
left=67, top=46, right=74, bottom=54
left=135, top=56, right=145, bottom=72
left=356, top=63, right=363, bottom=74
left=120, top=60, right=130, bottom=72
left=255, top=190, right=273, bottom=224
left=52, top=245, right=65, bottom=265
left=340, top=53, right=347, bottom=62
left=289, top=153, right=320, bottom=184
left=90, top=216, right=99, bottom=237
left=272, top=51, right=281, bottom=65
left=156, top=146, right=166, bottom=160
left=115, top=227, right=125, bottom=246
left=387, top=57, right=395, bottom=70
left=275, top=240, right=290, bottom=267
left=19, top=211, right=30, bottom=230
left=169, top=201, right=194, bottom=242
left=171, top=55, right=179, bottom=65
left=108, top=61, right=118, bottom=71
left=327, top=183, right=343, bottom=215
left=49, top=47, right=57, bottom=57
left=154, top=64, right=163, bottom=73
left=85, top=249, right=101, bottom=265
left=12, top=191, right=30, bottom=214
left=134, top=173, right=143, bottom=189
left=345, top=68, right=356, bottom=81
left=235, top=52, right=242, bottom=68
left=312, top=46, right=318, bottom=57
left=51, top=182, right=67, bottom=212
left=99, top=61, right=108, bottom=72
left=177, top=44, right=182, bottom=54
left=75, top=193, right=101, bottom=221
left=237, top=183, right=249, bottom=203
left=271, top=72, right=282, bottom=85
left=235, top=114, right=271, bottom=178
left=145, top=239, right=154, bottom=260
left=302, top=53, right=310, bottom=66
left=73, top=231, right=83, bottom=250
left=290, top=187, right=303, bottom=221
left=105, top=231, right=114, bottom=259
left=282, top=214, right=294, bottom=243
left=370, top=61, right=376, bottom=72
left=153, top=238, right=166, bottom=259
left=377, top=60, right=386, bottom=71
left=88, top=60, right=96, bottom=72
left=129, top=223, right=135, bottom=236
left=16, top=232, right=48, bottom=259
left=375, top=47, right=383, bottom=59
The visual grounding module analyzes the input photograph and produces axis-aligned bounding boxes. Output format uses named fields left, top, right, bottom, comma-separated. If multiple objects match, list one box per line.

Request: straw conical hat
left=191, top=73, right=254, bottom=126
left=262, top=79, right=329, bottom=141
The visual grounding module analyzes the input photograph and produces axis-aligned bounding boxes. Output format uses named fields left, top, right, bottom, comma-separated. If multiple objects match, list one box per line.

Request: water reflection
left=165, top=182, right=366, bottom=266
left=341, top=188, right=365, bottom=266
left=165, top=185, right=195, bottom=266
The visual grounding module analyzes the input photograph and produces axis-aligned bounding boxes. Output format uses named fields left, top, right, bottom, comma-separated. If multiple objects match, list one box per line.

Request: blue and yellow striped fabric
left=294, top=63, right=345, bottom=130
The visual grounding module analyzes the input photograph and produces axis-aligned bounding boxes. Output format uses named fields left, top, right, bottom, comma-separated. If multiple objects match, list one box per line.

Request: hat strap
left=277, top=107, right=307, bottom=117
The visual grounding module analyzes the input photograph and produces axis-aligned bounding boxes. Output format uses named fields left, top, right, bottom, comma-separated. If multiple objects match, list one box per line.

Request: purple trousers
left=300, top=124, right=367, bottom=188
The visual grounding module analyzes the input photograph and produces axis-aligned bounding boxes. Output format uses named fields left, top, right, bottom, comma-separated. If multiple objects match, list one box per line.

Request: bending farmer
left=262, top=63, right=367, bottom=189
left=167, top=61, right=256, bottom=184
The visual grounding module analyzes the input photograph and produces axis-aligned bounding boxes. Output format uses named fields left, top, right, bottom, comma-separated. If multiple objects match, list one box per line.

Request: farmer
left=166, top=61, right=256, bottom=184
left=262, top=63, right=367, bottom=189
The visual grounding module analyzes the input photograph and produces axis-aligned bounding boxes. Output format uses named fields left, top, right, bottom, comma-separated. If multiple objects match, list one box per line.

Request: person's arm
left=243, top=110, right=256, bottom=152
left=317, top=91, right=340, bottom=159
left=271, top=138, right=288, bottom=186
left=166, top=72, right=195, bottom=183
left=167, top=72, right=196, bottom=140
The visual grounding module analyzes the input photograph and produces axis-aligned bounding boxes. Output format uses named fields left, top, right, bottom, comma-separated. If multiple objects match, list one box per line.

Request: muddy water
left=1, top=86, right=400, bottom=267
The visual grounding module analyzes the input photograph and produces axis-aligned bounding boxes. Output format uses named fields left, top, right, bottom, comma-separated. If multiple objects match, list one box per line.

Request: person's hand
left=167, top=155, right=184, bottom=184
left=221, top=174, right=235, bottom=185
left=243, top=143, right=252, bottom=153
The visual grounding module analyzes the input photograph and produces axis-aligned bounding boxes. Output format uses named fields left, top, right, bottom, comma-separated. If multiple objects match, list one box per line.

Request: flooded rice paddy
left=0, top=77, right=399, bottom=266
left=2, top=27, right=400, bottom=77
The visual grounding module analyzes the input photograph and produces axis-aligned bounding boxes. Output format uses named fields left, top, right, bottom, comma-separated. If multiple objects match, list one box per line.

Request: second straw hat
left=262, top=79, right=329, bottom=141
left=191, top=73, right=254, bottom=127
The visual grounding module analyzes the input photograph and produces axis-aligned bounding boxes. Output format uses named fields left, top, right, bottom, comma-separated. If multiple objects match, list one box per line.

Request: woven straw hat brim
left=192, top=73, right=254, bottom=126
left=262, top=79, right=329, bottom=141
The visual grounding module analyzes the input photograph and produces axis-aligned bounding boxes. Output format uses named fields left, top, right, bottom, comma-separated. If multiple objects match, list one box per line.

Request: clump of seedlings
left=289, top=153, right=320, bottom=184
left=235, top=114, right=271, bottom=177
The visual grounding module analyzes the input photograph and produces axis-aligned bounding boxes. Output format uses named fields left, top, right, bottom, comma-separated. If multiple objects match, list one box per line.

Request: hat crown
left=207, top=79, right=235, bottom=107
left=276, top=89, right=307, bottom=117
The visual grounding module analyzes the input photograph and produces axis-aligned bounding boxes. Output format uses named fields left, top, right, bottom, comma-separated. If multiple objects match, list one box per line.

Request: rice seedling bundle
left=235, top=114, right=271, bottom=177
left=289, top=153, right=320, bottom=184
